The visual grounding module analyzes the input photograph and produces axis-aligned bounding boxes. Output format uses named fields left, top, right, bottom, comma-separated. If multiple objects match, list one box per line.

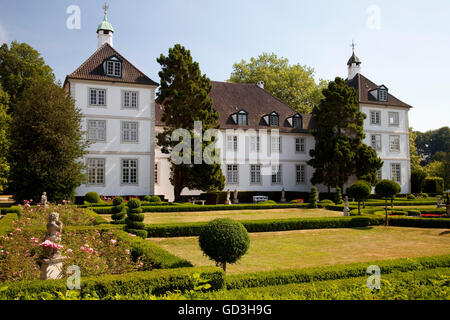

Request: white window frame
left=121, top=159, right=138, bottom=185
left=121, top=121, right=139, bottom=143
left=388, top=112, right=399, bottom=127
left=226, top=135, right=238, bottom=152
left=370, top=110, right=381, bottom=125
left=86, top=158, right=105, bottom=186
left=371, top=134, right=382, bottom=151
left=87, top=120, right=106, bottom=142
left=89, top=88, right=106, bottom=107
left=271, top=136, right=282, bottom=153
left=377, top=168, right=383, bottom=181
left=106, top=60, right=122, bottom=77
left=271, top=164, right=282, bottom=185
left=250, top=136, right=260, bottom=153
left=389, top=135, right=400, bottom=152
left=250, top=164, right=262, bottom=185
left=122, top=91, right=139, bottom=109
left=296, top=164, right=306, bottom=184
left=154, top=162, right=159, bottom=185
left=269, top=114, right=279, bottom=126
left=379, top=89, right=388, bottom=102
left=226, top=164, right=239, bottom=185
left=391, top=163, right=401, bottom=184
left=237, top=111, right=248, bottom=126
left=295, top=137, right=306, bottom=153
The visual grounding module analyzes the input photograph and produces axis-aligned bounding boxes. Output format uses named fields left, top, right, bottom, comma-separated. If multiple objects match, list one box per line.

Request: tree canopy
left=308, top=77, right=383, bottom=190
left=229, top=52, right=326, bottom=113
left=415, top=127, right=450, bottom=165
left=156, top=44, right=225, bottom=201
left=0, top=85, right=10, bottom=192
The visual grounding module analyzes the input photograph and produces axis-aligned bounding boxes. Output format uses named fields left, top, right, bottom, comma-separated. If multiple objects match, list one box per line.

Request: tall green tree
left=0, top=42, right=55, bottom=109
left=415, top=127, right=450, bottom=165
left=0, top=85, right=10, bottom=193
left=308, top=77, right=382, bottom=190
left=9, top=80, right=87, bottom=202
left=229, top=53, right=326, bottom=113
left=156, top=44, right=225, bottom=202
left=409, top=127, right=422, bottom=171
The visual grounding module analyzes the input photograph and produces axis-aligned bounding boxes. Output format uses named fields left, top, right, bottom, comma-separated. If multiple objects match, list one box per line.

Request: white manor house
left=65, top=13, right=411, bottom=202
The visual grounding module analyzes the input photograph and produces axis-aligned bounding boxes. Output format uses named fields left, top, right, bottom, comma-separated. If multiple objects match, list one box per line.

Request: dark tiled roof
left=66, top=43, right=158, bottom=86
left=347, top=73, right=411, bottom=108
left=155, top=81, right=314, bottom=133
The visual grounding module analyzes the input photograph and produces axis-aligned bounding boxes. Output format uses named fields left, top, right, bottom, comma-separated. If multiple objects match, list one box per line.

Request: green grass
left=148, top=226, right=450, bottom=274
left=104, top=208, right=343, bottom=224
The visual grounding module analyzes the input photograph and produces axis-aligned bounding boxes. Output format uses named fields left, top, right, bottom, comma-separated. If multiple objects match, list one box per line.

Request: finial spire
left=102, top=2, right=109, bottom=16
left=350, top=40, right=357, bottom=53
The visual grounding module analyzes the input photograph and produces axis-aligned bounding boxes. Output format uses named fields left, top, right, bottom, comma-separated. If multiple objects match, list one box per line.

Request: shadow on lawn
left=439, top=231, right=450, bottom=236
left=351, top=227, right=374, bottom=231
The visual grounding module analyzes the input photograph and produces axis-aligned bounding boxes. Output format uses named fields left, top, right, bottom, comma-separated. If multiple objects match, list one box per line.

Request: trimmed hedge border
left=0, top=266, right=225, bottom=299
left=0, top=206, right=21, bottom=216
left=225, top=254, right=450, bottom=289
left=114, top=230, right=192, bottom=269
left=145, top=216, right=384, bottom=238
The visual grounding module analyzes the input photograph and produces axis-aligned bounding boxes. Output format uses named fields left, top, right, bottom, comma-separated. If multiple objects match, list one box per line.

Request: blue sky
left=0, top=0, right=449, bottom=132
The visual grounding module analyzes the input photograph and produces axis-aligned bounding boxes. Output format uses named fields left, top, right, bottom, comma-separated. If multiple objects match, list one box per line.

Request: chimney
left=257, top=81, right=264, bottom=89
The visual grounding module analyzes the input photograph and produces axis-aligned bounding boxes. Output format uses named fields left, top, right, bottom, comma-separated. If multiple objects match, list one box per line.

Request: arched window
left=292, top=114, right=302, bottom=129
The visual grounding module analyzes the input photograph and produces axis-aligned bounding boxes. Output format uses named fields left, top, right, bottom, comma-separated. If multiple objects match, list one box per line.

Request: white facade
left=69, top=79, right=157, bottom=197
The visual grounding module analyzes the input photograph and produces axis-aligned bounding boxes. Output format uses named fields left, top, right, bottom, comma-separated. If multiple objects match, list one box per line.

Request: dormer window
left=236, top=110, right=248, bottom=126
left=379, top=88, right=388, bottom=102
left=104, top=56, right=122, bottom=78
left=269, top=112, right=279, bottom=126
left=292, top=114, right=303, bottom=129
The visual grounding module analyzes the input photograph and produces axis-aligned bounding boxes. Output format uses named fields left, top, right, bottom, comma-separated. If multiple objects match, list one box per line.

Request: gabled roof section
left=347, top=73, right=411, bottom=108
left=66, top=43, right=158, bottom=86
left=155, top=81, right=314, bottom=133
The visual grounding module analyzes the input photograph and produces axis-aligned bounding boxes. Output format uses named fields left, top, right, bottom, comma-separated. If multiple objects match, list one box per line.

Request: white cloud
left=0, top=22, right=8, bottom=45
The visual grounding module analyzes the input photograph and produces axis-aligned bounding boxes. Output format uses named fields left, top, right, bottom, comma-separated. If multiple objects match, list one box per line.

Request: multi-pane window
left=293, top=116, right=302, bottom=129
left=269, top=114, right=279, bottom=126
left=87, top=120, right=106, bottom=141
left=226, top=164, right=239, bottom=184
left=87, top=159, right=105, bottom=185
left=237, top=112, right=248, bottom=125
left=123, top=91, right=138, bottom=109
left=106, top=60, right=122, bottom=77
left=388, top=112, right=399, bottom=127
left=295, top=137, right=306, bottom=153
left=379, top=89, right=388, bottom=102
left=296, top=164, right=306, bottom=184
left=154, top=163, right=159, bottom=185
left=370, top=111, right=381, bottom=125
left=226, top=135, right=238, bottom=152
left=89, top=89, right=106, bottom=106
left=391, top=163, right=401, bottom=184
left=371, top=134, right=382, bottom=151
left=250, top=136, right=260, bottom=153
left=389, top=135, right=400, bottom=152
left=122, top=159, right=138, bottom=185
left=122, top=121, right=139, bottom=143
left=377, top=168, right=383, bottom=181
left=271, top=136, right=281, bottom=153
left=250, top=164, right=261, bottom=184
left=271, top=165, right=282, bottom=184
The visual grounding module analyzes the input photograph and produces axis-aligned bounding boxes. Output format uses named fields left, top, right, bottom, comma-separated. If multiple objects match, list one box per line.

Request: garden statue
left=437, top=196, right=444, bottom=209
left=225, top=189, right=232, bottom=205
left=233, top=189, right=239, bottom=204
left=39, top=212, right=65, bottom=280
left=446, top=193, right=450, bottom=217
left=280, top=188, right=287, bottom=203
left=344, top=196, right=350, bottom=216
left=40, top=192, right=48, bottom=207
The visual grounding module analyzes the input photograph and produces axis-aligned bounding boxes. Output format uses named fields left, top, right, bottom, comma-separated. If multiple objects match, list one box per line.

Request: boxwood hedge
left=0, top=266, right=225, bottom=300
left=225, top=254, right=450, bottom=289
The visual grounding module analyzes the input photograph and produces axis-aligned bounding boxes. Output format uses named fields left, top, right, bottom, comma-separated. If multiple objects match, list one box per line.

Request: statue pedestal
left=225, top=200, right=232, bottom=205
left=280, top=198, right=287, bottom=203
left=233, top=200, right=239, bottom=204
left=40, top=257, right=65, bottom=280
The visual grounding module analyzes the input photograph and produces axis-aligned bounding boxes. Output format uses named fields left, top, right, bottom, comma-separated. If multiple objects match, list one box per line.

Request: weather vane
left=350, top=40, right=357, bottom=52
left=103, top=2, right=109, bottom=15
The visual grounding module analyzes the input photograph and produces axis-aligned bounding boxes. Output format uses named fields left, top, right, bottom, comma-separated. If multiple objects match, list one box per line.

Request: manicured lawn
left=103, top=208, right=342, bottom=223
left=148, top=227, right=450, bottom=274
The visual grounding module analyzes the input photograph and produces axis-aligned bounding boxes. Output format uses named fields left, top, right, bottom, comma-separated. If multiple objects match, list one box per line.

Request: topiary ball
left=85, top=192, right=101, bottom=204
left=127, top=198, right=141, bottom=209
left=199, top=219, right=250, bottom=271
left=113, top=196, right=124, bottom=206
left=149, top=195, right=161, bottom=203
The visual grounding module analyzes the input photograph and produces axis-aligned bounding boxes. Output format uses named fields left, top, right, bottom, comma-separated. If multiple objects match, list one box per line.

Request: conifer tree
left=156, top=44, right=225, bottom=202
